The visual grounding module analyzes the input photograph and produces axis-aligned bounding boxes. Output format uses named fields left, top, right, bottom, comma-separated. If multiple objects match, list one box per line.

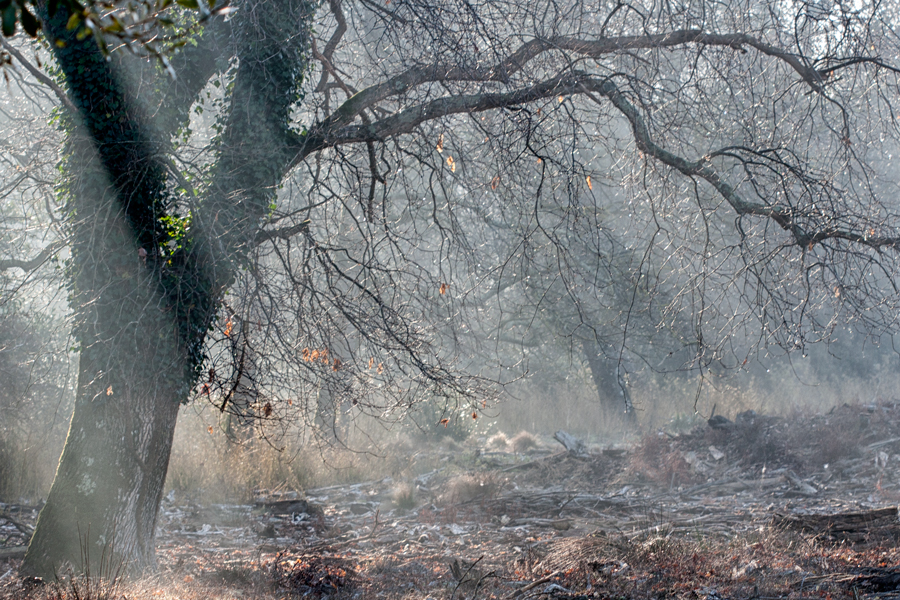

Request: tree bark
left=23, top=0, right=313, bottom=577
left=581, top=338, right=635, bottom=421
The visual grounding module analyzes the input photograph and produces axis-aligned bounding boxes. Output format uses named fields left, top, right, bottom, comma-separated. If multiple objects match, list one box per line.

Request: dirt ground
left=5, top=401, right=900, bottom=600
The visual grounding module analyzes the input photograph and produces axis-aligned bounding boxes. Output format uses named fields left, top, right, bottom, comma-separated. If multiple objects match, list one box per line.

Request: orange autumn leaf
left=447, top=156, right=456, bottom=172
left=377, top=362, right=384, bottom=374
left=490, top=175, right=500, bottom=190
left=440, top=418, right=450, bottom=427
left=439, top=283, right=449, bottom=295
left=207, top=425, right=214, bottom=435
left=333, top=357, right=342, bottom=371
left=368, top=357, right=375, bottom=369
left=586, top=175, right=592, bottom=190
left=223, top=319, right=233, bottom=337
left=436, top=133, right=444, bottom=153
left=472, top=412, right=477, bottom=419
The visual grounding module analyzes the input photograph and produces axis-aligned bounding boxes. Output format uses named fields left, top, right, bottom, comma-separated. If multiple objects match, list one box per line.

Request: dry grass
left=485, top=432, right=509, bottom=451
left=508, top=431, right=538, bottom=453
left=438, top=472, right=501, bottom=505
left=391, top=482, right=416, bottom=510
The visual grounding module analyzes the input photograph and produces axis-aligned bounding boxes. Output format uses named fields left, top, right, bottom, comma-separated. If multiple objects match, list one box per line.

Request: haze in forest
left=1, top=0, right=900, bottom=582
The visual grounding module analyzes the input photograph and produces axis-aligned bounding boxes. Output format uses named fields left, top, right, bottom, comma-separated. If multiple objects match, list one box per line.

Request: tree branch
left=320, top=29, right=834, bottom=130
left=0, top=36, right=76, bottom=114
left=580, top=78, right=900, bottom=251
left=254, top=219, right=311, bottom=245
left=0, top=241, right=63, bottom=272
left=308, top=71, right=590, bottom=149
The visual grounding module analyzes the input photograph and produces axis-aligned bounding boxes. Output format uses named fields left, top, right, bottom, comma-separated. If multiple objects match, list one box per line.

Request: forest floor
left=5, top=401, right=900, bottom=600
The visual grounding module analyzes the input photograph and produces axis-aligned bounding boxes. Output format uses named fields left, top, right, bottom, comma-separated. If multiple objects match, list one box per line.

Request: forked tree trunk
left=21, top=154, right=188, bottom=577
left=22, top=0, right=312, bottom=577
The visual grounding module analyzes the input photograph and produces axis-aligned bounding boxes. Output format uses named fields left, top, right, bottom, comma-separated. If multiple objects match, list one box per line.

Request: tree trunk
left=581, top=338, right=636, bottom=422
left=22, top=0, right=313, bottom=577
left=23, top=367, right=180, bottom=577
left=21, top=135, right=187, bottom=577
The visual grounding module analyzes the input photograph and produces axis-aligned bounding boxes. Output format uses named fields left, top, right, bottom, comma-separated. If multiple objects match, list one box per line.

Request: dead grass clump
left=485, top=432, right=509, bottom=451
left=439, top=472, right=501, bottom=504
left=392, top=482, right=416, bottom=510
left=509, top=431, right=538, bottom=453
left=627, top=433, right=698, bottom=487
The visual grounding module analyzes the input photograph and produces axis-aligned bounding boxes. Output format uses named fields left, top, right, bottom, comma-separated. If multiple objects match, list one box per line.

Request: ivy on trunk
left=22, top=0, right=313, bottom=577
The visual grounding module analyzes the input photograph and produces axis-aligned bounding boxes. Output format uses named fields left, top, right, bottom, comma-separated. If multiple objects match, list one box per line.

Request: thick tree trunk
left=22, top=0, right=313, bottom=578
left=22, top=142, right=186, bottom=577
left=23, top=372, right=180, bottom=576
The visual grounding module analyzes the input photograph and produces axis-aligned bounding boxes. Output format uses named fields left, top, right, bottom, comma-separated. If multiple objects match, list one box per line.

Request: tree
left=5, top=0, right=900, bottom=578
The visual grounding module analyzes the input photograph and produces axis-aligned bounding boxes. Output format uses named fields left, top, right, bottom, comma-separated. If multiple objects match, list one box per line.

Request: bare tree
left=3, top=0, right=900, bottom=577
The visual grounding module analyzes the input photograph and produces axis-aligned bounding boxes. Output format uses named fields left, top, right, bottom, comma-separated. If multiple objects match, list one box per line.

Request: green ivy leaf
left=65, top=11, right=80, bottom=30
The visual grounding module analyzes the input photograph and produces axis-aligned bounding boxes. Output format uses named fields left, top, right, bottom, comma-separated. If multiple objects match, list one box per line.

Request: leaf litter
left=5, top=401, right=900, bottom=598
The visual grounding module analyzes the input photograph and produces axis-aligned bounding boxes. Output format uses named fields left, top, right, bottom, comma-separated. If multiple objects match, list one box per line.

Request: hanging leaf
left=490, top=175, right=500, bottom=190
left=368, top=357, right=375, bottom=369
left=440, top=418, right=450, bottom=427
left=436, top=133, right=444, bottom=153
left=447, top=156, right=456, bottom=172
left=333, top=358, right=342, bottom=371
left=472, top=412, right=477, bottom=420
left=439, top=283, right=449, bottom=295
left=223, top=319, right=233, bottom=337
left=586, top=175, right=592, bottom=190
left=207, top=426, right=214, bottom=435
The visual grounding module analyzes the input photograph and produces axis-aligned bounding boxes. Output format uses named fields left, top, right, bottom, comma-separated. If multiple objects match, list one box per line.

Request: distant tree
left=3, top=0, right=900, bottom=578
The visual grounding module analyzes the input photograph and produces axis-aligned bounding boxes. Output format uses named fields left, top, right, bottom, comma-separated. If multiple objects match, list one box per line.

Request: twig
left=504, top=572, right=559, bottom=600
